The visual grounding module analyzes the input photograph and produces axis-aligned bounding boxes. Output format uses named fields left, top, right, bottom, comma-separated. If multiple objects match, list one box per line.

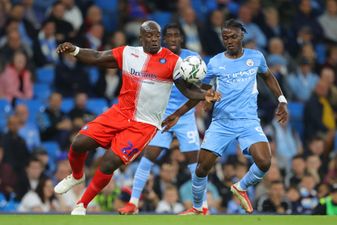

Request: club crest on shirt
left=246, top=59, right=254, bottom=66
left=159, top=58, right=167, bottom=64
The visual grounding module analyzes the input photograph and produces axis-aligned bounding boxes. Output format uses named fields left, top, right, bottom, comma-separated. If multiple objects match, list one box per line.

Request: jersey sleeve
left=202, top=60, right=215, bottom=85
left=111, top=46, right=125, bottom=69
left=172, top=57, right=183, bottom=80
left=258, top=51, right=269, bottom=73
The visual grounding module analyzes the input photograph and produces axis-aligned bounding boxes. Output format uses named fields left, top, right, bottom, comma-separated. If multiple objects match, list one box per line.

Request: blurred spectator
left=201, top=9, right=225, bottom=56
left=317, top=183, right=330, bottom=199
left=18, top=177, right=60, bottom=212
left=261, top=7, right=289, bottom=45
left=33, top=20, right=59, bottom=67
left=0, top=0, right=11, bottom=28
left=15, top=157, right=43, bottom=201
left=285, top=155, right=306, bottom=188
left=60, top=0, right=83, bottom=31
left=153, top=163, right=177, bottom=199
left=80, top=23, right=104, bottom=50
left=155, top=185, right=184, bottom=214
left=325, top=154, right=337, bottom=185
left=286, top=186, right=302, bottom=213
left=37, top=92, right=72, bottom=148
left=313, top=183, right=337, bottom=215
left=318, top=0, right=337, bottom=43
left=0, top=51, right=33, bottom=103
left=255, top=164, right=283, bottom=200
left=271, top=118, right=303, bottom=171
left=54, top=54, right=91, bottom=97
left=22, top=0, right=41, bottom=29
left=323, top=45, right=337, bottom=83
left=95, top=68, right=122, bottom=103
left=292, top=0, right=323, bottom=43
left=305, top=154, right=322, bottom=184
left=14, top=104, right=41, bottom=152
left=256, top=180, right=292, bottom=214
left=0, top=144, right=17, bottom=198
left=94, top=178, right=120, bottom=212
left=8, top=3, right=37, bottom=48
left=287, top=57, right=319, bottom=102
left=178, top=7, right=203, bottom=53
left=1, top=115, right=30, bottom=176
left=0, top=29, right=32, bottom=72
left=297, top=173, right=319, bottom=214
left=237, top=4, right=267, bottom=50
left=267, top=37, right=296, bottom=73
left=320, top=67, right=337, bottom=115
left=78, top=5, right=102, bottom=36
left=105, top=30, right=127, bottom=49
left=299, top=43, right=317, bottom=69
left=68, top=92, right=95, bottom=122
left=46, top=1, right=74, bottom=43
left=303, top=80, right=336, bottom=147
left=140, top=174, right=159, bottom=212
left=113, top=164, right=135, bottom=189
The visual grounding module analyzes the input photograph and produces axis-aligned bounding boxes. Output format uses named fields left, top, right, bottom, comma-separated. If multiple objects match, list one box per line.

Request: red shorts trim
left=79, top=107, right=157, bottom=164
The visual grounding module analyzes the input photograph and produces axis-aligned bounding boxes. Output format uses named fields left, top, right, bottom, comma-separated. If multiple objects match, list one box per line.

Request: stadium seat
left=87, top=98, right=109, bottom=115
left=87, top=67, right=100, bottom=85
left=61, top=98, right=75, bottom=113
left=16, top=99, right=45, bottom=123
left=288, top=101, right=304, bottom=139
left=149, top=11, right=172, bottom=28
left=94, top=0, right=118, bottom=32
left=36, top=66, right=55, bottom=85
left=33, top=83, right=51, bottom=102
left=0, top=99, right=12, bottom=133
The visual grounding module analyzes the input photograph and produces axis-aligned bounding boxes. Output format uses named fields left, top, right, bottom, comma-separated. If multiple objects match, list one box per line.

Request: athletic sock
left=239, top=163, right=265, bottom=190
left=130, top=157, right=153, bottom=206
left=68, top=147, right=88, bottom=179
left=192, top=174, right=207, bottom=210
left=78, top=168, right=112, bottom=208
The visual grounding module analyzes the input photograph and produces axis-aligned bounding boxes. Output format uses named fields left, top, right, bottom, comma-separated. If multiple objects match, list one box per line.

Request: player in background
left=163, top=19, right=288, bottom=214
left=118, top=23, right=208, bottom=215
left=53, top=20, right=220, bottom=215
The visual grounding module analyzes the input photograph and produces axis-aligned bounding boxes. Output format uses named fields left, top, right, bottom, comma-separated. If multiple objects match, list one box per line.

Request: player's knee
left=100, top=158, right=115, bottom=174
left=71, top=137, right=86, bottom=153
left=195, top=165, right=209, bottom=177
left=256, top=158, right=271, bottom=172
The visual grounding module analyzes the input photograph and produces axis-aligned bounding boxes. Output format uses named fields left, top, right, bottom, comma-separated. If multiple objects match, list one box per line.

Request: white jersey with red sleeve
left=111, top=46, right=182, bottom=129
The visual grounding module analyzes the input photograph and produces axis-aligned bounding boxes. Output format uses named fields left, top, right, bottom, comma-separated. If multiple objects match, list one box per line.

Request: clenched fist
left=56, top=42, right=76, bottom=54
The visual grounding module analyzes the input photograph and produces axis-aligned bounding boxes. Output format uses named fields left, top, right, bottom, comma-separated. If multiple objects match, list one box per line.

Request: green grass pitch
left=0, top=215, right=336, bottom=225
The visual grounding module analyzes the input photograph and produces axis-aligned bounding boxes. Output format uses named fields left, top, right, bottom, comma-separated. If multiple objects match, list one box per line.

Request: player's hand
left=56, top=42, right=76, bottom=54
left=161, top=114, right=180, bottom=133
left=203, top=101, right=213, bottom=112
left=205, top=89, right=221, bottom=103
left=275, top=103, right=288, bottom=124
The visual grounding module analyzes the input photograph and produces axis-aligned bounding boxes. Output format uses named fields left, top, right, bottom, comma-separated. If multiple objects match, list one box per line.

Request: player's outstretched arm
left=260, top=69, right=289, bottom=124
left=162, top=83, right=218, bottom=132
left=56, top=42, right=118, bottom=68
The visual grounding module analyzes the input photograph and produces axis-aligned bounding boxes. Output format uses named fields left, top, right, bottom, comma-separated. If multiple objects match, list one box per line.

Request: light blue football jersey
left=164, top=49, right=199, bottom=117
left=203, top=48, right=268, bottom=121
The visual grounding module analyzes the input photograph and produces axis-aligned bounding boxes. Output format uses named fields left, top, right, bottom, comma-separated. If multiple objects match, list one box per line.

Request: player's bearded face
left=141, top=30, right=161, bottom=54
left=222, top=27, right=243, bottom=55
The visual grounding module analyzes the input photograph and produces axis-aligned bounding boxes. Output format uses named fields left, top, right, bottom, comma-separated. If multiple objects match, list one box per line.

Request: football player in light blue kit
left=118, top=23, right=209, bottom=215
left=165, top=19, right=289, bottom=215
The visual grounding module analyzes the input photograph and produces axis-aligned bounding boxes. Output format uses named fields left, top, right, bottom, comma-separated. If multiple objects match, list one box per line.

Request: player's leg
left=180, top=149, right=218, bottom=215
left=54, top=134, right=100, bottom=194
left=72, top=150, right=124, bottom=215
left=119, top=145, right=163, bottom=214
left=119, top=129, right=172, bottom=214
left=231, top=122, right=270, bottom=214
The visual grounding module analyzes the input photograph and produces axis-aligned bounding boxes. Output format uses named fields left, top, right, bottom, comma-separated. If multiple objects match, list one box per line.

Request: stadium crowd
left=0, top=0, right=337, bottom=215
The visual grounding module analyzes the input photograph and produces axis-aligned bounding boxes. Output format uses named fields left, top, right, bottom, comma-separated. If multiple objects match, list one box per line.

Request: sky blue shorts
left=201, top=118, right=268, bottom=157
left=149, top=114, right=200, bottom=152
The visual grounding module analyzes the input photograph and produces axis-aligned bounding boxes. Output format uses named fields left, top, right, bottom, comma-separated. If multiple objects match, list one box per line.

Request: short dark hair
left=162, top=23, right=184, bottom=37
left=222, top=19, right=247, bottom=33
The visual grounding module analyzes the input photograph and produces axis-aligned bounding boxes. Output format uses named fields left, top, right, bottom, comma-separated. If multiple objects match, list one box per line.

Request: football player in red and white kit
left=54, top=20, right=220, bottom=215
